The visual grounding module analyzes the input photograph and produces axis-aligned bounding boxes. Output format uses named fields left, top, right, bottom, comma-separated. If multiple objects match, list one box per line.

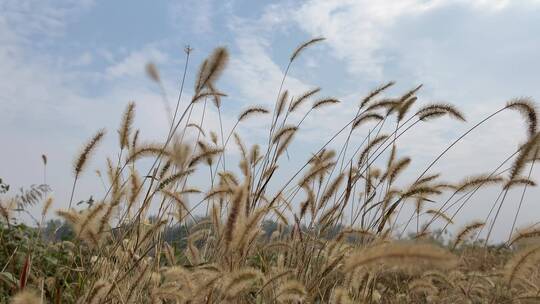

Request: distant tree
left=0, top=178, right=9, bottom=194
left=43, top=219, right=74, bottom=241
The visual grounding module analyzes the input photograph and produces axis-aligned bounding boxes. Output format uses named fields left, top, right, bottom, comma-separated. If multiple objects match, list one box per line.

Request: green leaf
left=0, top=272, right=17, bottom=288
left=44, top=255, right=58, bottom=265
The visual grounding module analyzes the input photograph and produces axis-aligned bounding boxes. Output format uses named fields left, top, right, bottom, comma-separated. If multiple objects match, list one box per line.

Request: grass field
left=2, top=39, right=540, bottom=303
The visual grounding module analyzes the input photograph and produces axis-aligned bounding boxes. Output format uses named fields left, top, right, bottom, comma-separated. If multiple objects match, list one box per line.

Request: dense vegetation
left=2, top=38, right=540, bottom=303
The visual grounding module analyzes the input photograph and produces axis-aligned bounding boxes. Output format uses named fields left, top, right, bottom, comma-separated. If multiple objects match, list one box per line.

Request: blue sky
left=2, top=0, right=540, bottom=238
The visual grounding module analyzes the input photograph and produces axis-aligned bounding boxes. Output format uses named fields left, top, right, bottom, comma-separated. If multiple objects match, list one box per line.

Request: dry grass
left=2, top=38, right=540, bottom=304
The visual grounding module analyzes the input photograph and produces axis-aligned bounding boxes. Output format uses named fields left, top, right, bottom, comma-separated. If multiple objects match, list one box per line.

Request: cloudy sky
left=2, top=0, right=540, bottom=239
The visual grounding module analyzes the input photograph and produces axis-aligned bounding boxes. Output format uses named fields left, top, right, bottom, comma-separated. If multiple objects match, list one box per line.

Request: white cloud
left=465, top=0, right=540, bottom=10
left=72, top=51, right=93, bottom=67
left=228, top=34, right=309, bottom=105
left=221, top=16, right=318, bottom=146
left=105, top=47, right=168, bottom=80
left=0, top=0, right=94, bottom=44
left=168, top=0, right=214, bottom=34
left=290, top=0, right=540, bottom=79
left=291, top=0, right=438, bottom=78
